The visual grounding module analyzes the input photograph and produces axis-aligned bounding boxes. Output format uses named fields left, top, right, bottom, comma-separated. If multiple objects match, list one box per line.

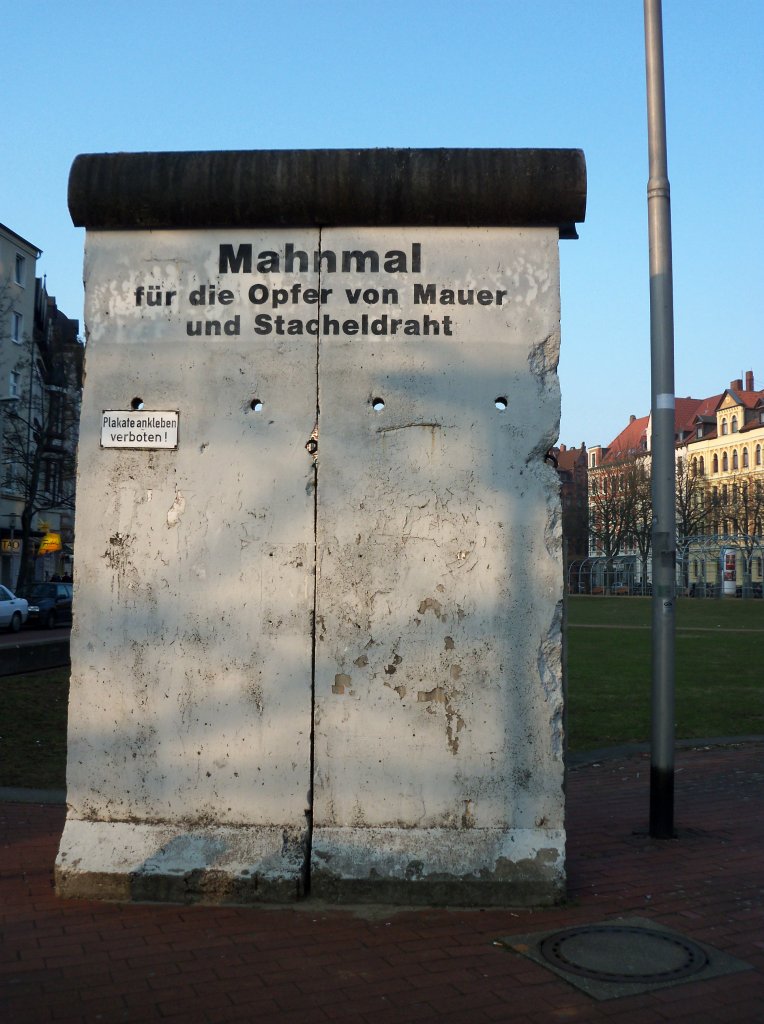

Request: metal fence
left=568, top=534, right=764, bottom=598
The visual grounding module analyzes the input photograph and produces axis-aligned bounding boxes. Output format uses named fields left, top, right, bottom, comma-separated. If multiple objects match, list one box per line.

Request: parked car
left=21, top=582, right=73, bottom=629
left=0, top=584, right=29, bottom=632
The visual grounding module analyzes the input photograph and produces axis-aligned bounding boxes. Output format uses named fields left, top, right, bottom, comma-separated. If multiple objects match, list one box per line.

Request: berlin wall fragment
left=56, top=149, right=586, bottom=905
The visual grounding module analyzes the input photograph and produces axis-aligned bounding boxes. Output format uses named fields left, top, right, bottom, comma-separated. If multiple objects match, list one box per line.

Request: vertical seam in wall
left=305, top=226, right=323, bottom=894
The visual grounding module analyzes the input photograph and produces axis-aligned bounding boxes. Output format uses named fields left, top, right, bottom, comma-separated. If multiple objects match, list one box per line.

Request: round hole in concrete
left=131, top=397, right=144, bottom=410
left=495, top=396, right=508, bottom=411
left=251, top=399, right=263, bottom=412
left=372, top=397, right=385, bottom=412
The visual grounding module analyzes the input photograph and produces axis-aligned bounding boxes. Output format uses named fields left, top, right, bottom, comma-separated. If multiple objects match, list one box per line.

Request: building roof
left=692, top=394, right=723, bottom=419
left=0, top=222, right=42, bottom=257
left=600, top=415, right=649, bottom=464
left=555, top=444, right=586, bottom=473
left=596, top=371, right=762, bottom=453
left=674, top=397, right=706, bottom=437
left=731, top=388, right=764, bottom=411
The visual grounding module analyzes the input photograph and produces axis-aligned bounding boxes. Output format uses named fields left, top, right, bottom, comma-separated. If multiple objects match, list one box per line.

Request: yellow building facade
left=679, top=376, right=764, bottom=596
left=585, top=372, right=764, bottom=597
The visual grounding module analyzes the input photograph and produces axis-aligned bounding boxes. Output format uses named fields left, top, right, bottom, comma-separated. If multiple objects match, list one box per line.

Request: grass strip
left=1, top=597, right=762, bottom=786
left=0, top=668, right=69, bottom=789
left=566, top=596, right=764, bottom=750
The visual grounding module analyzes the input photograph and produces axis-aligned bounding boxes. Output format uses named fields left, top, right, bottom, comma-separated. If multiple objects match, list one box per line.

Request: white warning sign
left=101, top=410, right=179, bottom=449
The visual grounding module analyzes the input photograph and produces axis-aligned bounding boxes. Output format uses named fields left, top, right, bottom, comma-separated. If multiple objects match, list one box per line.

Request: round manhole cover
left=539, top=925, right=709, bottom=984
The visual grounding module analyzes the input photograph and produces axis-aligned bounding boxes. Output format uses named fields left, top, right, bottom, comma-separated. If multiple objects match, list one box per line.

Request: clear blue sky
left=4, top=1, right=762, bottom=448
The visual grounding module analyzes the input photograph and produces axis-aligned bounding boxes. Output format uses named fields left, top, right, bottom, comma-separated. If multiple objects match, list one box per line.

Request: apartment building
left=585, top=371, right=764, bottom=596
left=1, top=222, right=83, bottom=590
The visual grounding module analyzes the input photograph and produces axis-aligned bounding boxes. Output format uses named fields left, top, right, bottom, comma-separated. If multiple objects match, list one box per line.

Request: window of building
left=731, top=415, right=738, bottom=433
left=11, top=312, right=23, bottom=343
left=721, top=419, right=728, bottom=435
left=713, top=454, right=719, bottom=473
left=722, top=452, right=729, bottom=472
left=756, top=444, right=762, bottom=466
left=697, top=425, right=704, bottom=439
left=692, top=458, right=697, bottom=478
left=699, top=456, right=705, bottom=476
left=49, top=392, right=64, bottom=435
left=743, top=448, right=749, bottom=468
left=14, top=253, right=26, bottom=286
left=722, top=484, right=728, bottom=504
left=732, top=450, right=739, bottom=470
left=2, top=442, right=17, bottom=488
left=9, top=371, right=20, bottom=398
left=44, top=460, right=61, bottom=502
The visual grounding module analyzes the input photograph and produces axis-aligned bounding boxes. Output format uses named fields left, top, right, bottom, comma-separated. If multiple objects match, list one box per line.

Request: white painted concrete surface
left=57, top=227, right=565, bottom=903
left=312, top=229, right=565, bottom=901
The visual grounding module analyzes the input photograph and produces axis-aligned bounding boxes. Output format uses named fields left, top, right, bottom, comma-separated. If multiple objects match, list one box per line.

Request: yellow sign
left=38, top=531, right=62, bottom=555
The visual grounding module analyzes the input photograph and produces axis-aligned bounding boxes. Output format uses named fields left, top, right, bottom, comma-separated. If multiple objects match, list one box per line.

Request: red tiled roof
left=601, top=415, right=649, bottom=463
left=674, top=397, right=706, bottom=434
left=556, top=447, right=586, bottom=472
left=736, top=388, right=764, bottom=410
left=598, top=373, right=762, bottom=453
left=740, top=416, right=764, bottom=433
left=691, top=395, right=723, bottom=419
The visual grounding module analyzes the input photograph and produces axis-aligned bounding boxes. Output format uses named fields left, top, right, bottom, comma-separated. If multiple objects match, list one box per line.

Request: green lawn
left=566, top=596, right=764, bottom=750
left=2, top=598, right=762, bottom=788
left=568, top=594, right=764, bottom=631
left=0, top=668, right=69, bottom=789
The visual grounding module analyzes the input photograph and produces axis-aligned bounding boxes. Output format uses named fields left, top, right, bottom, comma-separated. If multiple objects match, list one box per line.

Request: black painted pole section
left=644, top=0, right=676, bottom=838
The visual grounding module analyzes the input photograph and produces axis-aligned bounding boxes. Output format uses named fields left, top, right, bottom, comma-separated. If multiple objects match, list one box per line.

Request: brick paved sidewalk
left=2, top=744, right=762, bottom=1023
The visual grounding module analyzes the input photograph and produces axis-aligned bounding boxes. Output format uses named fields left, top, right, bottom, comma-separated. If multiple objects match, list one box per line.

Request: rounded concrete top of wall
left=68, top=149, right=586, bottom=238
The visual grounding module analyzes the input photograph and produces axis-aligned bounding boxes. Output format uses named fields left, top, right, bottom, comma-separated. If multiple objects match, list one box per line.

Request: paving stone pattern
left=1, top=744, right=762, bottom=1023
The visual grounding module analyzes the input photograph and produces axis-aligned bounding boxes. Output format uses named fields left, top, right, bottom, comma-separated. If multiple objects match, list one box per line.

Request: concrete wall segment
left=67, top=231, right=317, bottom=833
left=58, top=151, right=583, bottom=903
left=309, top=229, right=564, bottom=899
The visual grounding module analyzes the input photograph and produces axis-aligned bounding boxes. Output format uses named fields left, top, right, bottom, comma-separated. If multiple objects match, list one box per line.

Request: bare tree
left=2, top=304, right=82, bottom=592
left=588, top=467, right=636, bottom=592
left=675, top=456, right=710, bottom=544
left=710, top=472, right=764, bottom=596
left=622, top=457, right=652, bottom=594
left=674, top=456, right=711, bottom=592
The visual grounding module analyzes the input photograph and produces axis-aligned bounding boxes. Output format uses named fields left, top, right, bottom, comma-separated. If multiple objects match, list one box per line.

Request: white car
left=0, top=584, right=29, bottom=632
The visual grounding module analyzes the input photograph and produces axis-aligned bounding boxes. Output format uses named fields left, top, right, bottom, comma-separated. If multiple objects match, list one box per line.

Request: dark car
left=22, top=582, right=73, bottom=628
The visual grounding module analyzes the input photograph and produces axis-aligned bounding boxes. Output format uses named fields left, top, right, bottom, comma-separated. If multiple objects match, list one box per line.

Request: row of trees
left=588, top=455, right=764, bottom=592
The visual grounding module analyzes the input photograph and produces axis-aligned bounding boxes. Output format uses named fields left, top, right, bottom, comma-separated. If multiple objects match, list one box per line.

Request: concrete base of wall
left=310, top=826, right=565, bottom=907
left=55, top=820, right=564, bottom=907
left=54, top=819, right=307, bottom=903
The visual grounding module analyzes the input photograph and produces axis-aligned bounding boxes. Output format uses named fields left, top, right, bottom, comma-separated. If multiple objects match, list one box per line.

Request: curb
left=567, top=734, right=764, bottom=768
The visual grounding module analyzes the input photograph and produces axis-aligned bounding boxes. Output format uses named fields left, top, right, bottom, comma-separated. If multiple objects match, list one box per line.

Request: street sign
left=100, top=411, right=179, bottom=449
